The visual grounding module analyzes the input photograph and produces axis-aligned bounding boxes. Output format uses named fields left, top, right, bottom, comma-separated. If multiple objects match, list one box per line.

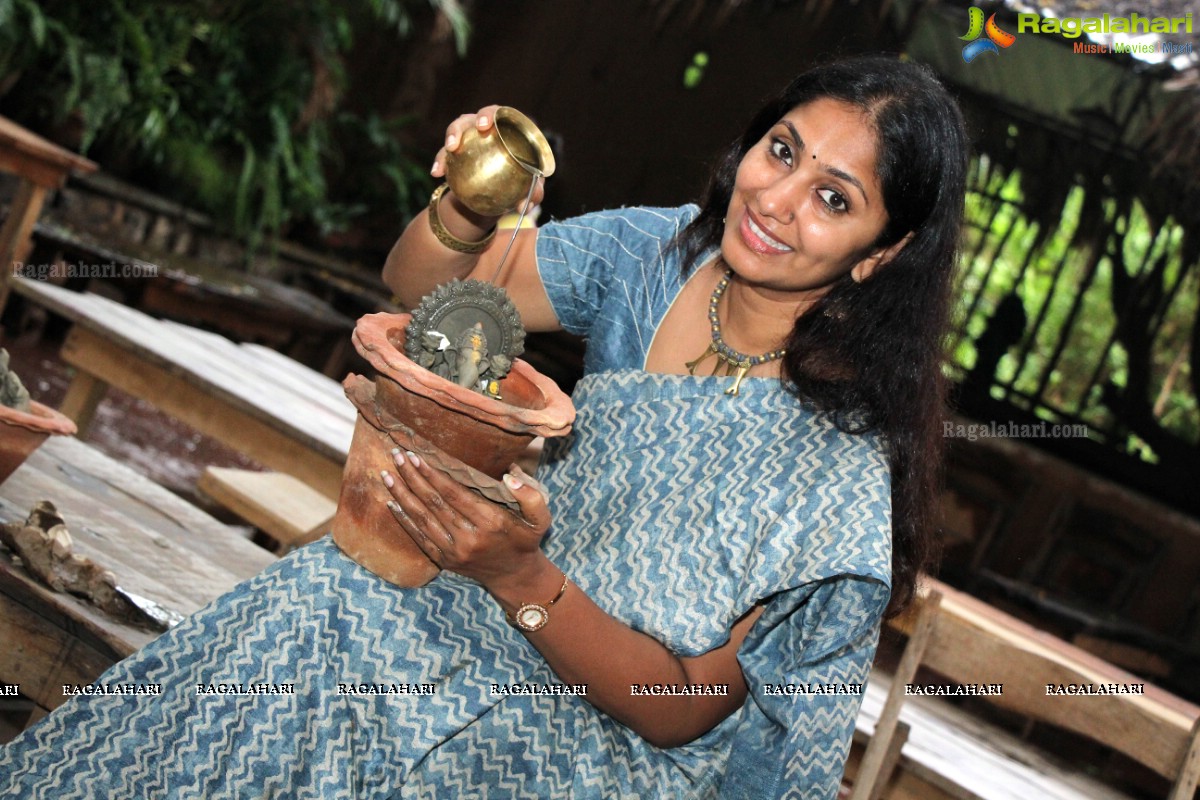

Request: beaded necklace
left=684, top=268, right=786, bottom=396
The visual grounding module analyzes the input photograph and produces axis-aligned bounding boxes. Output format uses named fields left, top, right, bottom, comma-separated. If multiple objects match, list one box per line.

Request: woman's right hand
left=383, top=106, right=561, bottom=331
left=432, top=105, right=546, bottom=211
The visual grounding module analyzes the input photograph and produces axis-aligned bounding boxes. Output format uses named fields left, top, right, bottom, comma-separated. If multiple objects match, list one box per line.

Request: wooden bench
left=0, top=437, right=276, bottom=728
left=9, top=278, right=355, bottom=498
left=0, top=115, right=97, bottom=312
left=198, top=467, right=336, bottom=553
left=24, top=220, right=356, bottom=373
left=847, top=578, right=1200, bottom=800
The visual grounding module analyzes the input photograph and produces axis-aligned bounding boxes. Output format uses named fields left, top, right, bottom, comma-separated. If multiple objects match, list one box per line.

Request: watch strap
left=506, top=574, right=569, bottom=632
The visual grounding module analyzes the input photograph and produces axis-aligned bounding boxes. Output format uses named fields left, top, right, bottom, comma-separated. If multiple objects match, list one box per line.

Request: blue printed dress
left=0, top=205, right=892, bottom=799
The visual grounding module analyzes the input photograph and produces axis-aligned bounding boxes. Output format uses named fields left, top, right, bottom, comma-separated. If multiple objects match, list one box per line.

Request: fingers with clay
left=379, top=448, right=552, bottom=587
left=380, top=452, right=448, bottom=565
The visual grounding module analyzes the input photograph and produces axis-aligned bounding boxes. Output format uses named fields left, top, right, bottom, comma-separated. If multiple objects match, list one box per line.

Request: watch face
left=516, top=604, right=549, bottom=632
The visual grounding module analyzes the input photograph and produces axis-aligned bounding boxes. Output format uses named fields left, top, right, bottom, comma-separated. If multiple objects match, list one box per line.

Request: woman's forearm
left=380, top=188, right=559, bottom=330
left=382, top=189, right=500, bottom=308
left=382, top=432, right=753, bottom=747
left=486, top=555, right=760, bottom=749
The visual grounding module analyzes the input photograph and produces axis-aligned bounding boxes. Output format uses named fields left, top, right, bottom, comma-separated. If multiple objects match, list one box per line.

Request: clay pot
left=0, top=401, right=78, bottom=485
left=332, top=312, right=574, bottom=587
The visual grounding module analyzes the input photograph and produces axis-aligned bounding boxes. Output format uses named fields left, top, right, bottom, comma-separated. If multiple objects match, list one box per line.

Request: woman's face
left=721, top=98, right=898, bottom=302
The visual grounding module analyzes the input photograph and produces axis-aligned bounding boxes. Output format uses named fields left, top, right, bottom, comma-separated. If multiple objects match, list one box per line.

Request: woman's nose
left=757, top=175, right=802, bottom=224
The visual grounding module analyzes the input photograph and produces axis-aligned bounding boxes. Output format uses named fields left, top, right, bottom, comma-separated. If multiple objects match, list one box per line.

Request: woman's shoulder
left=539, top=204, right=699, bottom=247
left=534, top=204, right=700, bottom=344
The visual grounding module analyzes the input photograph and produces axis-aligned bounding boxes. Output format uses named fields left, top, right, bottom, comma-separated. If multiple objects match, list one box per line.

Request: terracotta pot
left=0, top=401, right=78, bottom=485
left=332, top=312, right=575, bottom=587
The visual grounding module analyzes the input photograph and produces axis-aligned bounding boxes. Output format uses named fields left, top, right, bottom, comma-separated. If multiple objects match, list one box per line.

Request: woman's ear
left=851, top=232, right=913, bottom=283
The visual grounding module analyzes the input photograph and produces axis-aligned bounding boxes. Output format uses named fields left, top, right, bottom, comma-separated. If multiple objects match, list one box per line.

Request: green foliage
left=0, top=0, right=469, bottom=250
left=952, top=160, right=1199, bottom=459
left=683, top=51, right=708, bottom=89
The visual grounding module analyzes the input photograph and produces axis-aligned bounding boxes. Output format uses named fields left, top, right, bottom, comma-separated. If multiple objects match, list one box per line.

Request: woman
left=0, top=55, right=966, bottom=799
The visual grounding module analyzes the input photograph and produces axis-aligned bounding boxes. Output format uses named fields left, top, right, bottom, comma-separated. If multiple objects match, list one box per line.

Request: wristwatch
left=506, top=575, right=570, bottom=633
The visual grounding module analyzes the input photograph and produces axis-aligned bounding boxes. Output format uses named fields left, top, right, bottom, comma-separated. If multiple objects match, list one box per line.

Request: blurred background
left=0, top=1, right=1198, bottom=794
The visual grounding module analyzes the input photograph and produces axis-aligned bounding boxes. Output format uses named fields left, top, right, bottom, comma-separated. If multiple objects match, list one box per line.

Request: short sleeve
left=534, top=205, right=698, bottom=341
left=719, top=576, right=889, bottom=800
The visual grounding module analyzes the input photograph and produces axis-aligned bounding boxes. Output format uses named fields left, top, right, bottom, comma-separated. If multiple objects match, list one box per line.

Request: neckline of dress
left=572, top=368, right=793, bottom=406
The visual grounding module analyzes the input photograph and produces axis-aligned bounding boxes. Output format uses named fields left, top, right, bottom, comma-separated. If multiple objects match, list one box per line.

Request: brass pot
left=445, top=107, right=556, bottom=217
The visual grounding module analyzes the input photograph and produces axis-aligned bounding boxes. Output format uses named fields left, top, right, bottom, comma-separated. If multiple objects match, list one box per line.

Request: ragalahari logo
left=960, top=7, right=1017, bottom=62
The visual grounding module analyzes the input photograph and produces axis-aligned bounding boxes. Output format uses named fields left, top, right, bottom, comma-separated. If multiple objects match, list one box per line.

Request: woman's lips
left=739, top=212, right=794, bottom=254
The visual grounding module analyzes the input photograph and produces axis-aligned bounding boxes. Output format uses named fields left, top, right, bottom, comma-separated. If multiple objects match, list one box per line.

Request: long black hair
left=676, top=55, right=969, bottom=614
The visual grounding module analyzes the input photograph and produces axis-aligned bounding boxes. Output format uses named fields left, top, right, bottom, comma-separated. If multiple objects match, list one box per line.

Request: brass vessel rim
left=494, top=106, right=556, bottom=179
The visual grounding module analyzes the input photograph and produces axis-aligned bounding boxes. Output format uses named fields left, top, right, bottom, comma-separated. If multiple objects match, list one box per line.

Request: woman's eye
left=768, top=139, right=792, bottom=165
left=817, top=188, right=849, bottom=213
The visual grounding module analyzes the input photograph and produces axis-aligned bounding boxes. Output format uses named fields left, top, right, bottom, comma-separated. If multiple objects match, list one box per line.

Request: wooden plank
left=59, top=325, right=346, bottom=497
left=242, top=341, right=354, bottom=414
left=0, top=438, right=277, bottom=640
left=199, top=467, right=335, bottom=548
left=0, top=464, right=250, bottom=617
left=844, top=742, right=961, bottom=800
left=11, top=279, right=355, bottom=461
left=0, top=116, right=95, bottom=318
left=962, top=416, right=1200, bottom=545
left=157, top=321, right=354, bottom=454
left=28, top=223, right=352, bottom=344
left=9, top=274, right=105, bottom=323
left=856, top=672, right=1134, bottom=800
left=12, top=277, right=353, bottom=492
left=869, top=721, right=910, bottom=800
left=57, top=369, right=107, bottom=434
left=0, top=437, right=279, bottom=714
left=7, top=273, right=88, bottom=323
left=0, top=592, right=114, bottom=711
left=0, top=182, right=47, bottom=291
left=137, top=285, right=292, bottom=346
left=0, top=116, right=97, bottom=184
left=0, top=150, right=72, bottom=191
left=890, top=579, right=1199, bottom=780
left=0, top=528, right=156, bottom=658
left=14, top=281, right=350, bottom=460
left=0, top=435, right=276, bottom=699
left=852, top=592, right=941, bottom=800
left=1168, top=717, right=1200, bottom=800
left=32, top=437, right=274, bottom=576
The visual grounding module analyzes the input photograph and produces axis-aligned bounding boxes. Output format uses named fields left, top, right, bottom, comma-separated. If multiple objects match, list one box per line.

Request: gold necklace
left=684, top=268, right=786, bottom=396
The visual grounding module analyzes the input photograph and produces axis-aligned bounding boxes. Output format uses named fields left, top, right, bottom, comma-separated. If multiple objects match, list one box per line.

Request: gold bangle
left=428, top=183, right=496, bottom=254
left=505, top=574, right=570, bottom=633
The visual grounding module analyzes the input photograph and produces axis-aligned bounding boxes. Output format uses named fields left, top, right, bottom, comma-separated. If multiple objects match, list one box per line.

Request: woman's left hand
left=381, top=450, right=553, bottom=592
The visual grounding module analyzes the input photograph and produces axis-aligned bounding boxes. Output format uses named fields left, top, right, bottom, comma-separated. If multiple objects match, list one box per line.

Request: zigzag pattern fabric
left=536, top=206, right=892, bottom=797
left=0, top=205, right=891, bottom=799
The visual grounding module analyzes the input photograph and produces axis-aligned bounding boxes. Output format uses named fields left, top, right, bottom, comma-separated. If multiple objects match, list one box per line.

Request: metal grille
left=948, top=156, right=1199, bottom=461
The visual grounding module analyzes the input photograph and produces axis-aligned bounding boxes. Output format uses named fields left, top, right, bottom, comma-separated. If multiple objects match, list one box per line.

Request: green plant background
left=950, top=159, right=1198, bottom=461
left=0, top=0, right=468, bottom=250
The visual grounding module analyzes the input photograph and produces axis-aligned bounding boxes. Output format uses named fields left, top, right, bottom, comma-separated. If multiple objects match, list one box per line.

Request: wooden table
left=851, top=672, right=1136, bottom=800
left=9, top=277, right=357, bottom=498
left=847, top=574, right=1200, bottom=800
left=31, top=220, right=356, bottom=375
left=0, top=435, right=277, bottom=719
left=0, top=116, right=97, bottom=308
